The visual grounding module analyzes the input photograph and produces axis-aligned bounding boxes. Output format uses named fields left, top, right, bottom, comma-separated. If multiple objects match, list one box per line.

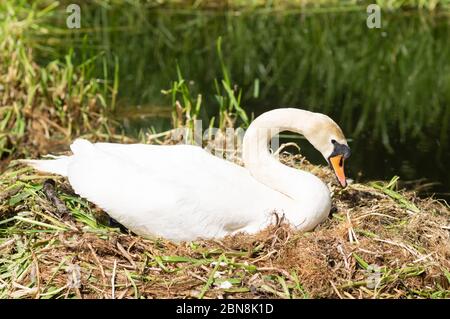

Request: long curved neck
left=242, top=108, right=329, bottom=204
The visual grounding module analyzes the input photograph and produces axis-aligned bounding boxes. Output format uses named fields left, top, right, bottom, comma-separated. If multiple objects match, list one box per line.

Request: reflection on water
left=42, top=6, right=450, bottom=198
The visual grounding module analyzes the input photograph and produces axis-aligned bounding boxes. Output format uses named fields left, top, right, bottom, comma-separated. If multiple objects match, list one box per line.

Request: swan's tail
left=19, top=155, right=71, bottom=177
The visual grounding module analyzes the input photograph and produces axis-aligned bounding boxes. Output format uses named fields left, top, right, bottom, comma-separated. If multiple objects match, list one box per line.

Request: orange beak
left=329, top=155, right=347, bottom=188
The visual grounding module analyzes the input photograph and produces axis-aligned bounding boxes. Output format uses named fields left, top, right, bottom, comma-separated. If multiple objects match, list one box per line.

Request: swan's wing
left=66, top=140, right=269, bottom=241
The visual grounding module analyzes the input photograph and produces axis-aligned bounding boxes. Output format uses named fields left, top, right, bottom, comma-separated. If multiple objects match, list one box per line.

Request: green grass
left=161, top=37, right=250, bottom=145
left=1, top=0, right=450, bottom=299
left=371, top=176, right=421, bottom=213
left=0, top=0, right=119, bottom=160
left=1, top=159, right=449, bottom=299
left=46, top=3, right=450, bottom=149
left=43, top=2, right=450, bottom=195
left=57, top=0, right=450, bottom=11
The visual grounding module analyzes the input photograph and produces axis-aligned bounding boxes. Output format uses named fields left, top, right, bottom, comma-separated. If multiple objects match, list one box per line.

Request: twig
left=355, top=212, right=399, bottom=221
left=116, top=242, right=137, bottom=269
left=32, top=251, right=41, bottom=299
left=373, top=238, right=431, bottom=261
left=0, top=238, right=15, bottom=250
left=329, top=280, right=343, bottom=299
left=273, top=142, right=300, bottom=157
left=87, top=244, right=108, bottom=293
left=337, top=245, right=350, bottom=270
left=346, top=210, right=359, bottom=244
left=256, top=267, right=295, bottom=281
left=111, top=259, right=117, bottom=299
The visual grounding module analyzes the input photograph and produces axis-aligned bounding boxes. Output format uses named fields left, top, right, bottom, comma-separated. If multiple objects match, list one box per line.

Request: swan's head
left=303, top=113, right=351, bottom=188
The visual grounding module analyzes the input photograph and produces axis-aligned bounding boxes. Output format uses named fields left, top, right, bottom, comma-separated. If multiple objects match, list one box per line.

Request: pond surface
left=42, top=6, right=450, bottom=199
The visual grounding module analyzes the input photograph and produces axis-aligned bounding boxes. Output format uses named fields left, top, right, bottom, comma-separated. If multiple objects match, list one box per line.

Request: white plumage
left=22, top=108, right=349, bottom=242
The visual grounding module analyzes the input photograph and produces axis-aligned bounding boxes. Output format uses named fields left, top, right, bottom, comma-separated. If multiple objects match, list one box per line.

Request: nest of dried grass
left=0, top=154, right=449, bottom=299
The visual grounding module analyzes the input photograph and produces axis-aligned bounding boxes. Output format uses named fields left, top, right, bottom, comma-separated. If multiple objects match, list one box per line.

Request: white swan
left=22, top=108, right=350, bottom=242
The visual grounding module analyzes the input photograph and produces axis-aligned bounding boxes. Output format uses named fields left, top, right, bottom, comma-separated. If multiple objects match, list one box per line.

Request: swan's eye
left=331, top=139, right=336, bottom=144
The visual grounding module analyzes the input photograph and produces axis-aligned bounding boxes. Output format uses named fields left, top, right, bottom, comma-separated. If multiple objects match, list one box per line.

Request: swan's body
left=23, top=108, right=350, bottom=242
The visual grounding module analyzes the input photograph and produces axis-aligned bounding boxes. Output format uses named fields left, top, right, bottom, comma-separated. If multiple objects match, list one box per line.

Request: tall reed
left=0, top=0, right=119, bottom=160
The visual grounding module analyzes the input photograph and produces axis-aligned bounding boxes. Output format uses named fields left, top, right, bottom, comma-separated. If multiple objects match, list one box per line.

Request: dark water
left=42, top=6, right=450, bottom=199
